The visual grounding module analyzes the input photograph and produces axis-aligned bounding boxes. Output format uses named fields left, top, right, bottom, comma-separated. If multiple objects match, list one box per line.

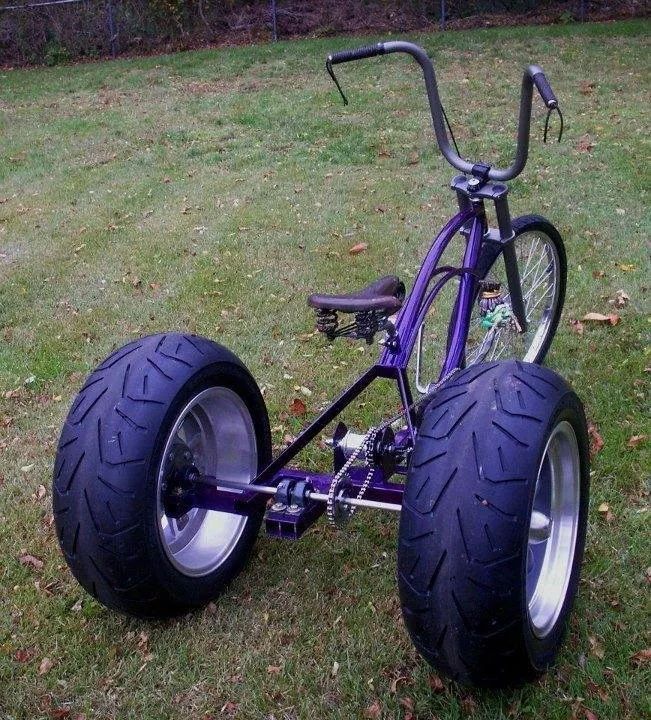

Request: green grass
left=1, top=18, right=649, bottom=720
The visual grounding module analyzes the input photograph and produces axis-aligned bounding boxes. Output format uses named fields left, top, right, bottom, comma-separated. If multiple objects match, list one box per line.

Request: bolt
left=287, top=504, right=302, bottom=514
left=270, top=502, right=286, bottom=512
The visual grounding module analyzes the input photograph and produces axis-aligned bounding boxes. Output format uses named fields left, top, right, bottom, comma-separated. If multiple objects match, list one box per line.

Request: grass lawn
left=0, top=18, right=649, bottom=720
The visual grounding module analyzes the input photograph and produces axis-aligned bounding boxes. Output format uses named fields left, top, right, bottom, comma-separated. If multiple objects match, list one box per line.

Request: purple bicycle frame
left=173, top=203, right=490, bottom=537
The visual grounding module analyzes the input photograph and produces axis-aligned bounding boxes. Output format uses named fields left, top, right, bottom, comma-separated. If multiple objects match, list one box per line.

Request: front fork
left=502, top=241, right=528, bottom=333
left=454, top=178, right=528, bottom=344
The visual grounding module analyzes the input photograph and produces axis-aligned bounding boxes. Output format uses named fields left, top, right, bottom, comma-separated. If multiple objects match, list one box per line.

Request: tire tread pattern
left=53, top=333, right=269, bottom=617
left=398, top=360, right=588, bottom=687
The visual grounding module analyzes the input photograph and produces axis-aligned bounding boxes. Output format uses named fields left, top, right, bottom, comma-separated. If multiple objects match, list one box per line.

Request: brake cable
left=543, top=105, right=564, bottom=144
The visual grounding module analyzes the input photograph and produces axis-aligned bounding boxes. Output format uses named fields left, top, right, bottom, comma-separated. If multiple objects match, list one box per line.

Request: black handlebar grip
left=532, top=71, right=558, bottom=109
left=328, top=43, right=385, bottom=65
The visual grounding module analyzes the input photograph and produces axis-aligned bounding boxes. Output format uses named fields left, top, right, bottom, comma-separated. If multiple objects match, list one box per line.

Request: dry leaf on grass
left=363, top=700, right=382, bottom=719
left=349, top=242, right=368, bottom=255
left=582, top=312, right=620, bottom=325
left=14, top=648, right=35, bottom=663
left=569, top=319, right=584, bottom=335
left=266, top=665, right=282, bottom=675
left=18, top=553, right=43, bottom=571
left=428, top=673, right=445, bottom=693
left=611, top=289, right=629, bottom=308
left=576, top=134, right=596, bottom=152
left=627, top=434, right=646, bottom=448
left=289, top=398, right=306, bottom=416
left=587, top=423, right=604, bottom=457
left=630, top=648, right=651, bottom=666
left=38, top=657, right=54, bottom=675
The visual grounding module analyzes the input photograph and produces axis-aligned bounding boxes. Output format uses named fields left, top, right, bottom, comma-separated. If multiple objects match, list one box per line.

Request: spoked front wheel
left=465, top=215, right=566, bottom=366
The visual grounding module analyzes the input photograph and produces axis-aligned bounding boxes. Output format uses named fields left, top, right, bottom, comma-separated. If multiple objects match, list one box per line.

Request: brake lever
left=543, top=105, right=564, bottom=144
left=326, top=60, right=348, bottom=106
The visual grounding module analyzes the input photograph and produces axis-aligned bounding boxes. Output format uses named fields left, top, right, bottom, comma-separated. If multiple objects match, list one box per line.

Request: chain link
left=326, top=366, right=459, bottom=526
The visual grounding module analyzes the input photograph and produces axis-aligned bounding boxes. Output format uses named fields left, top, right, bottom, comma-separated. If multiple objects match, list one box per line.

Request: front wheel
left=465, top=215, right=566, bottom=366
left=53, top=333, right=271, bottom=618
left=398, top=361, right=589, bottom=687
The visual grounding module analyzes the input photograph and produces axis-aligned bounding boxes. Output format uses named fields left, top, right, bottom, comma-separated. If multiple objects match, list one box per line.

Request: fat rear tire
left=53, top=333, right=271, bottom=618
left=398, top=360, right=589, bottom=687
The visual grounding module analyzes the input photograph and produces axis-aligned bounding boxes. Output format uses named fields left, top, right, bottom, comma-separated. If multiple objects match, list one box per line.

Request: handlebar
left=326, top=41, right=560, bottom=182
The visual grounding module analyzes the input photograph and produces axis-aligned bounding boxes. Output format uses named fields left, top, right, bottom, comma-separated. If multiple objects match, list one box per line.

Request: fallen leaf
left=407, top=151, right=420, bottom=165
left=289, top=398, right=306, bottom=416
left=399, top=697, right=414, bottom=711
left=21, top=464, right=34, bottom=473
left=50, top=709, right=71, bottom=719
left=576, top=134, right=596, bottom=152
left=592, top=269, right=606, bottom=279
left=349, top=242, right=368, bottom=255
left=587, top=679, right=610, bottom=702
left=331, top=660, right=339, bottom=677
left=611, top=289, right=629, bottom=308
left=630, top=648, right=651, bottom=666
left=266, top=664, right=282, bottom=674
left=14, top=648, right=35, bottom=663
left=627, top=434, right=646, bottom=448
left=579, top=81, right=595, bottom=95
left=569, top=319, right=584, bottom=335
left=582, top=312, right=620, bottom=325
left=377, top=145, right=392, bottom=158
left=363, top=700, right=382, bottom=719
left=583, top=708, right=598, bottom=720
left=428, top=673, right=445, bottom=693
left=587, top=423, right=603, bottom=458
left=597, top=502, right=614, bottom=522
left=617, top=263, right=636, bottom=272
left=38, top=657, right=54, bottom=675
left=19, top=553, right=43, bottom=571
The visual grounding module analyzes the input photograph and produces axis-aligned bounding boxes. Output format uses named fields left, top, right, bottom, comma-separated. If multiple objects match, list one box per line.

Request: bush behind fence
left=0, top=0, right=645, bottom=66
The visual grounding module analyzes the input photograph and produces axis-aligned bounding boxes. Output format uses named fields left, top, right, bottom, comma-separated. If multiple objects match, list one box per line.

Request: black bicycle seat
left=308, top=275, right=404, bottom=314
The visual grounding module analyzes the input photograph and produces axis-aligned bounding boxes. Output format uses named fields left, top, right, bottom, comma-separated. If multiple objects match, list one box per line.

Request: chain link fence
left=0, top=1, right=646, bottom=66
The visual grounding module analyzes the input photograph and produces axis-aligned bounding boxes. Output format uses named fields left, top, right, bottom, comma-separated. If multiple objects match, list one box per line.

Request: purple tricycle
left=53, top=42, right=589, bottom=688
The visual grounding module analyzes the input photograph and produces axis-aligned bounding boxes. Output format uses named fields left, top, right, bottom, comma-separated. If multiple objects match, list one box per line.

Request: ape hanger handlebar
left=326, top=40, right=563, bottom=183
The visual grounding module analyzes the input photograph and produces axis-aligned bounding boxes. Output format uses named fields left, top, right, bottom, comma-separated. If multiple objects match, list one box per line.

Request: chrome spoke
left=464, top=229, right=561, bottom=366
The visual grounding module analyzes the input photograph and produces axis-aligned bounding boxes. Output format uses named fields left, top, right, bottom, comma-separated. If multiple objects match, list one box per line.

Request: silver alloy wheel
left=156, top=386, right=257, bottom=577
left=466, top=230, right=561, bottom=365
left=526, top=420, right=581, bottom=638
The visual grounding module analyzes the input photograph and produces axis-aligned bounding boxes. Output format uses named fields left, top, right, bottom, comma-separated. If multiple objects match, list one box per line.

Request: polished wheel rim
left=466, top=230, right=561, bottom=365
left=526, top=420, right=581, bottom=638
left=156, top=386, right=257, bottom=577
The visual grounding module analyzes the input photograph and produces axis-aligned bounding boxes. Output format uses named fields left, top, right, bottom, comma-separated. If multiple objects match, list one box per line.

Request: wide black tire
left=398, top=361, right=589, bottom=687
left=53, top=333, right=271, bottom=618
left=466, top=215, right=567, bottom=366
